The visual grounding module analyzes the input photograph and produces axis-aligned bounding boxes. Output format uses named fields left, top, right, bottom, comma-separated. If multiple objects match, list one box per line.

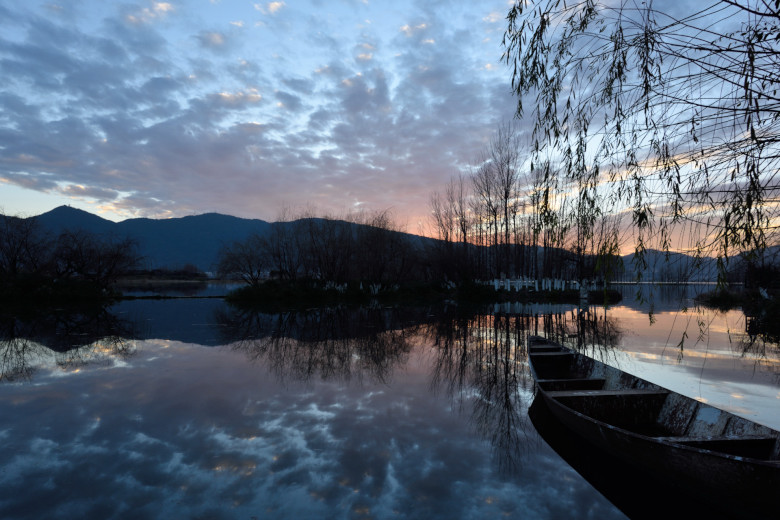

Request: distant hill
left=30, top=206, right=433, bottom=273
left=28, top=206, right=764, bottom=282
left=34, top=206, right=272, bottom=272
left=619, top=249, right=719, bottom=282
left=35, top=205, right=115, bottom=235
left=619, top=247, right=780, bottom=283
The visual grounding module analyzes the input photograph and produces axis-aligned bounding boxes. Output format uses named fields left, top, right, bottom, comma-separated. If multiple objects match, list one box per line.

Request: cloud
left=268, top=1, right=286, bottom=14
left=282, top=77, right=314, bottom=94
left=0, top=0, right=521, bottom=225
left=354, top=41, right=377, bottom=63
left=58, top=184, right=120, bottom=202
left=274, top=91, right=303, bottom=111
left=213, top=89, right=263, bottom=106
left=399, top=22, right=427, bottom=36
left=483, top=11, right=502, bottom=23
left=254, top=1, right=285, bottom=15
left=196, top=30, right=228, bottom=49
left=44, top=3, right=65, bottom=16
left=124, top=2, right=174, bottom=25
left=1, top=172, right=60, bottom=192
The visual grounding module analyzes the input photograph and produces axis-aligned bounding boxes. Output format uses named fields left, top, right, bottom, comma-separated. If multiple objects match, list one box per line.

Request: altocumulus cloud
left=0, top=0, right=518, bottom=224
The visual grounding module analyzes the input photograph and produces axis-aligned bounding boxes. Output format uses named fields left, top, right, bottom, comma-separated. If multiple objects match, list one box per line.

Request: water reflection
left=0, top=302, right=626, bottom=520
left=212, top=304, right=625, bottom=477
left=607, top=287, right=780, bottom=430
left=615, top=283, right=780, bottom=362
left=741, top=310, right=780, bottom=363
left=216, top=306, right=421, bottom=384
left=614, top=282, right=712, bottom=314
left=0, top=301, right=626, bottom=479
left=425, top=306, right=624, bottom=475
left=0, top=305, right=136, bottom=382
left=428, top=313, right=533, bottom=475
left=1, top=292, right=777, bottom=518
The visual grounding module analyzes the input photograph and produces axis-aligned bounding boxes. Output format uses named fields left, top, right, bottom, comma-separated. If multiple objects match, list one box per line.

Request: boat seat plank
left=529, top=352, right=575, bottom=357
left=537, top=378, right=606, bottom=391
left=653, top=435, right=780, bottom=460
left=547, top=389, right=668, bottom=398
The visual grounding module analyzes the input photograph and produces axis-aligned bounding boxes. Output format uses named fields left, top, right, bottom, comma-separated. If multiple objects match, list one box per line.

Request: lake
left=0, top=285, right=777, bottom=519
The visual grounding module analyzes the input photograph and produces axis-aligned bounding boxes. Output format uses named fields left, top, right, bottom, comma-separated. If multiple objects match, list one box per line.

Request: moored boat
left=527, top=335, right=780, bottom=519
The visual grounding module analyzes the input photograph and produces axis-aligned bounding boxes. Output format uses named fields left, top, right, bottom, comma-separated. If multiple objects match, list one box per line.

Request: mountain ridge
left=28, top=206, right=757, bottom=281
left=34, top=206, right=272, bottom=271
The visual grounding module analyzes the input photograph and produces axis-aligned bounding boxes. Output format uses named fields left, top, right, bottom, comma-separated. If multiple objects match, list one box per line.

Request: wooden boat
left=529, top=396, right=730, bottom=519
left=527, top=335, right=780, bottom=519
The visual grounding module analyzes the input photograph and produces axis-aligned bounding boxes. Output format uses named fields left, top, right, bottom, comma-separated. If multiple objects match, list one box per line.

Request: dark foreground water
left=0, top=286, right=777, bottom=519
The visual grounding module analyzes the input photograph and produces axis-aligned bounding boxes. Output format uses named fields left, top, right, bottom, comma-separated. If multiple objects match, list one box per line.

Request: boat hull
left=530, top=396, right=729, bottom=519
left=528, top=336, right=780, bottom=519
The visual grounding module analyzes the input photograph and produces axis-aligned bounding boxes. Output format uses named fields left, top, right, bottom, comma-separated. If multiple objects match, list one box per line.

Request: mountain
left=33, top=206, right=272, bottom=271
left=116, top=213, right=272, bottom=271
left=619, top=249, right=719, bottom=282
left=29, top=206, right=755, bottom=282
left=619, top=246, right=780, bottom=283
left=35, top=205, right=115, bottom=235
left=30, top=206, right=434, bottom=273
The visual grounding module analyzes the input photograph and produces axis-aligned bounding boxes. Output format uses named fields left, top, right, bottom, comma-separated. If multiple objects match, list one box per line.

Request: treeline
left=0, top=213, right=139, bottom=300
left=217, top=125, right=629, bottom=294
left=428, top=123, right=623, bottom=283
left=217, top=209, right=424, bottom=288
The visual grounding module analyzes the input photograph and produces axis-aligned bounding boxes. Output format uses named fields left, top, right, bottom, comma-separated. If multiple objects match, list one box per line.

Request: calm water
left=610, top=284, right=780, bottom=431
left=0, top=286, right=777, bottom=519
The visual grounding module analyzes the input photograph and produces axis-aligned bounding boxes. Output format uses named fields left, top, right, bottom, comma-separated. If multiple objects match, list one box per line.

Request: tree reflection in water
left=216, top=305, right=421, bottom=385
left=216, top=303, right=625, bottom=476
left=426, top=305, right=622, bottom=475
left=535, top=305, right=623, bottom=357
left=427, top=312, right=534, bottom=475
left=727, top=311, right=780, bottom=382
left=0, top=305, right=136, bottom=382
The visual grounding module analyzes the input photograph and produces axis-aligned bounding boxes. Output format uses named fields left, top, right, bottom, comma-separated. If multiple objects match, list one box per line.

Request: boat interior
left=528, top=337, right=780, bottom=462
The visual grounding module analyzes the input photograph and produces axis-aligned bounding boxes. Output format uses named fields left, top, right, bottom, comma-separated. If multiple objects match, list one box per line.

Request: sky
left=0, top=0, right=517, bottom=230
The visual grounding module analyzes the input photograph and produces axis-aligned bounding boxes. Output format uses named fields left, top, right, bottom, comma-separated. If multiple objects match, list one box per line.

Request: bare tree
left=263, top=208, right=304, bottom=281
left=54, top=231, right=139, bottom=289
left=217, top=233, right=267, bottom=287
left=430, top=190, right=454, bottom=245
left=0, top=214, right=50, bottom=282
left=447, top=174, right=474, bottom=278
left=430, top=173, right=476, bottom=281
left=354, top=209, right=415, bottom=284
left=472, top=162, right=501, bottom=277
left=298, top=211, right=353, bottom=283
left=489, top=122, right=523, bottom=276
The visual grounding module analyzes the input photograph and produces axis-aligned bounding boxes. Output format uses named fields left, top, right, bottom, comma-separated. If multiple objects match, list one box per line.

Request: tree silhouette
left=503, top=0, right=780, bottom=276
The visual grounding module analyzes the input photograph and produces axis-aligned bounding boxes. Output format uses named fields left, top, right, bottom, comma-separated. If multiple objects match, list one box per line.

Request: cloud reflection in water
left=0, top=304, right=626, bottom=519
